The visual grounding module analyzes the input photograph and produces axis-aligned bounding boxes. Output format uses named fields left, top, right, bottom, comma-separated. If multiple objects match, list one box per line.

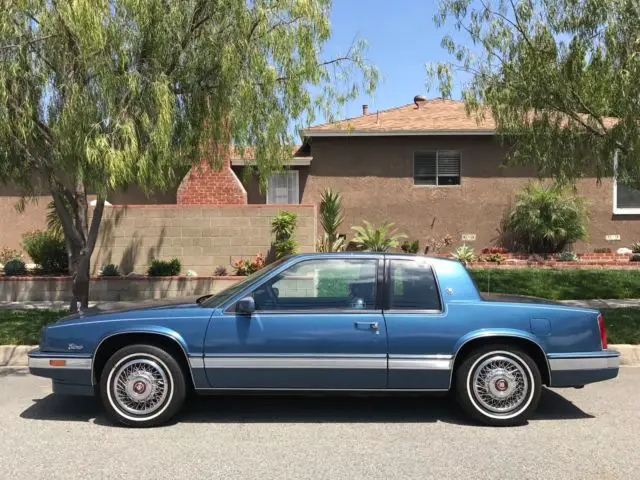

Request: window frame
left=613, top=151, right=640, bottom=214
left=266, top=169, right=300, bottom=205
left=225, top=256, right=384, bottom=314
left=383, top=258, right=444, bottom=314
left=413, top=150, right=462, bottom=187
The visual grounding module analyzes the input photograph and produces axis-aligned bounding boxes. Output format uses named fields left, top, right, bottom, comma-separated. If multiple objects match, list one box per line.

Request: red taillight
left=598, top=313, right=608, bottom=350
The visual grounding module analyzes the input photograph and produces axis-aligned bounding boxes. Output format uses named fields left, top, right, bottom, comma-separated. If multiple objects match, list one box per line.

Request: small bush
left=401, top=240, right=420, bottom=254
left=214, top=265, right=228, bottom=276
left=147, top=258, right=181, bottom=276
left=557, top=251, right=578, bottom=262
left=22, top=230, right=68, bottom=274
left=3, top=259, right=27, bottom=276
left=351, top=220, right=406, bottom=252
left=631, top=254, right=640, bottom=262
left=485, top=252, right=506, bottom=264
left=272, top=211, right=298, bottom=259
left=631, top=242, right=640, bottom=254
left=0, top=247, right=22, bottom=265
left=481, top=246, right=509, bottom=255
left=100, top=264, right=121, bottom=277
left=233, top=253, right=265, bottom=276
left=451, top=244, right=477, bottom=265
left=593, top=247, right=612, bottom=254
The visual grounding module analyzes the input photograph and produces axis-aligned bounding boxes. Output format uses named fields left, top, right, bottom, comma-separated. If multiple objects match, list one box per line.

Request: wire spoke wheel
left=111, top=358, right=169, bottom=416
left=471, top=354, right=529, bottom=415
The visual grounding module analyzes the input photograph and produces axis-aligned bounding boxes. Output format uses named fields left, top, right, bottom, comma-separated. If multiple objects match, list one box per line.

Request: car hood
left=480, top=293, right=564, bottom=305
left=57, top=297, right=204, bottom=323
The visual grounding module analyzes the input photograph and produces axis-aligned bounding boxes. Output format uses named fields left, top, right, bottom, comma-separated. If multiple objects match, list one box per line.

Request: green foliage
left=631, top=254, right=640, bottom=262
left=21, top=231, right=68, bottom=274
left=469, top=268, right=640, bottom=300
left=631, top=242, right=640, bottom=254
left=430, top=0, right=640, bottom=186
left=100, top=264, right=121, bottom=277
left=451, top=244, right=477, bottom=265
left=318, top=188, right=345, bottom=252
left=401, top=240, right=420, bottom=254
left=0, top=309, right=67, bottom=345
left=350, top=221, right=406, bottom=252
left=233, top=254, right=265, bottom=276
left=600, top=308, right=640, bottom=345
left=0, top=247, right=22, bottom=265
left=501, top=183, right=588, bottom=253
left=3, top=259, right=26, bottom=276
left=557, top=251, right=579, bottom=262
left=272, top=211, right=298, bottom=259
left=485, top=252, right=506, bottom=265
left=147, top=258, right=181, bottom=277
left=46, top=201, right=64, bottom=239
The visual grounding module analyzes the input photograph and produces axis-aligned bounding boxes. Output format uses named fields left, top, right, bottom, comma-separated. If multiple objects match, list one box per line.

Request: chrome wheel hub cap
left=113, top=359, right=168, bottom=415
left=472, top=355, right=529, bottom=414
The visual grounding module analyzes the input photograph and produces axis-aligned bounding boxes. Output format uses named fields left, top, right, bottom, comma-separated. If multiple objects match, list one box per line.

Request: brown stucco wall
left=300, top=136, right=640, bottom=252
left=90, top=204, right=316, bottom=275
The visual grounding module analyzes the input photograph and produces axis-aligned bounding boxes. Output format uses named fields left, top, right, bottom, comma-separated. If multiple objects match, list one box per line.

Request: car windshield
left=201, top=258, right=287, bottom=308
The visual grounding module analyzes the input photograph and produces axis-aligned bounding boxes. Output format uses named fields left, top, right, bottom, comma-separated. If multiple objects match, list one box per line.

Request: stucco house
left=2, top=97, right=640, bottom=253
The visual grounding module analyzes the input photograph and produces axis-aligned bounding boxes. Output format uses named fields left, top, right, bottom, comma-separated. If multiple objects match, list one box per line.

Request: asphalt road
left=0, top=368, right=638, bottom=480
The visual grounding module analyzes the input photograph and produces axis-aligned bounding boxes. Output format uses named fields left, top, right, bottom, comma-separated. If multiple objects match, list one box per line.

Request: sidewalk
left=2, top=298, right=640, bottom=310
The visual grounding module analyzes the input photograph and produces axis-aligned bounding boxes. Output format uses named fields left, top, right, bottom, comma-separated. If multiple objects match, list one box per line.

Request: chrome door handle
left=354, top=321, right=380, bottom=331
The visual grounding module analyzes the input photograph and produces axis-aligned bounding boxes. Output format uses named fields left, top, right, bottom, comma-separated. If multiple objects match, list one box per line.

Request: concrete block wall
left=90, top=204, right=317, bottom=275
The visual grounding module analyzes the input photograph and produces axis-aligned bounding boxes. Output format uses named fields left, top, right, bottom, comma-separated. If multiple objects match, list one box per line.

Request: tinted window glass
left=251, top=258, right=377, bottom=311
left=389, top=261, right=441, bottom=310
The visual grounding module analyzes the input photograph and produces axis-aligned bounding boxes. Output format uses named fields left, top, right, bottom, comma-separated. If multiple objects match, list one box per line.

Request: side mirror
left=236, top=296, right=255, bottom=315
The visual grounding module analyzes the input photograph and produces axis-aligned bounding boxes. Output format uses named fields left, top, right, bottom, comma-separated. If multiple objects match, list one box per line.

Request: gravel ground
left=0, top=367, right=638, bottom=480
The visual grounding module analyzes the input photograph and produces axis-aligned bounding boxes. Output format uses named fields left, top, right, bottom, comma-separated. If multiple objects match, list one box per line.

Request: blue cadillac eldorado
left=29, top=253, right=620, bottom=427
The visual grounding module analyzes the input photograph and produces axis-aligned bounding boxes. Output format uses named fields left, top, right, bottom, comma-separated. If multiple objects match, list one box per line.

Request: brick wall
left=90, top=204, right=316, bottom=275
left=176, top=159, right=247, bottom=205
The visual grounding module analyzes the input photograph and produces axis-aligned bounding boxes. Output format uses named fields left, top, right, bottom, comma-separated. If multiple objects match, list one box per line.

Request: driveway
left=1, top=368, right=638, bottom=479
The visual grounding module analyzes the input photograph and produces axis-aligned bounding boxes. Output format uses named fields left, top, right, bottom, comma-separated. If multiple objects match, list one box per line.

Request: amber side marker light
left=49, top=359, right=66, bottom=367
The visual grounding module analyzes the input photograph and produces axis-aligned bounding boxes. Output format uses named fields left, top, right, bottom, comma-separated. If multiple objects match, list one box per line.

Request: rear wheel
left=455, top=345, right=541, bottom=426
left=100, top=344, right=187, bottom=427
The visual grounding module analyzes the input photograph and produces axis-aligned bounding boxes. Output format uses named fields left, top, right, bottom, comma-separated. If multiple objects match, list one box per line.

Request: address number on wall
left=605, top=234, right=621, bottom=241
left=461, top=233, right=477, bottom=242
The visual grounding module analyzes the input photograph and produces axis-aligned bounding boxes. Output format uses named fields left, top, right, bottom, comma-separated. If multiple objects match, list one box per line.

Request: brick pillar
left=176, top=156, right=247, bottom=205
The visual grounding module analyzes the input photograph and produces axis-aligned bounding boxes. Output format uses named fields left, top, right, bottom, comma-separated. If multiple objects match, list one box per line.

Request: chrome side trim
left=388, top=358, right=452, bottom=370
left=202, top=355, right=386, bottom=369
left=189, top=357, right=205, bottom=369
left=196, top=387, right=449, bottom=392
left=29, top=357, right=92, bottom=370
left=549, top=356, right=620, bottom=371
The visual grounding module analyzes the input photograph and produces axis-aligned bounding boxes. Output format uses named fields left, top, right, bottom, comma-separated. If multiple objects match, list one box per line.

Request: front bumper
left=28, top=349, right=95, bottom=396
left=548, top=350, right=620, bottom=387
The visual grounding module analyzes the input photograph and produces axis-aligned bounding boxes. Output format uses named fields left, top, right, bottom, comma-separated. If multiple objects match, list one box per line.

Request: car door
left=383, top=257, right=452, bottom=390
left=203, top=256, right=388, bottom=390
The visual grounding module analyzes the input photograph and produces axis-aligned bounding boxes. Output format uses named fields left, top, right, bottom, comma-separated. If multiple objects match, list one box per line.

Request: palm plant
left=502, top=183, right=588, bottom=253
left=46, top=200, right=65, bottom=239
left=271, top=211, right=298, bottom=259
left=350, top=221, right=406, bottom=252
left=318, top=188, right=345, bottom=252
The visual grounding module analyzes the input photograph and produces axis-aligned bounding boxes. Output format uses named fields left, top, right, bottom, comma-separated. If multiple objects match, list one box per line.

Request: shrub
left=3, top=258, right=27, bottom=276
left=272, top=211, right=298, bottom=259
left=631, top=242, right=640, bottom=254
left=401, top=240, right=420, bottom=254
left=22, top=230, right=68, bottom=274
left=631, top=254, right=640, bottom=262
left=351, top=221, right=406, bottom=252
left=318, top=188, right=345, bottom=252
left=451, top=244, right=477, bottom=265
left=500, top=183, right=588, bottom=253
left=214, top=265, right=228, bottom=276
left=0, top=247, right=22, bottom=265
left=481, top=246, right=509, bottom=255
left=232, top=253, right=265, bottom=276
left=485, top=252, right=506, bottom=264
left=147, top=258, right=181, bottom=276
left=424, top=233, right=453, bottom=254
left=557, top=251, right=578, bottom=262
left=100, top=264, right=121, bottom=276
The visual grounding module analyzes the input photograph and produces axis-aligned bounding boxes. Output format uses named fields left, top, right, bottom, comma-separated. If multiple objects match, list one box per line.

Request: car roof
left=287, top=252, right=461, bottom=266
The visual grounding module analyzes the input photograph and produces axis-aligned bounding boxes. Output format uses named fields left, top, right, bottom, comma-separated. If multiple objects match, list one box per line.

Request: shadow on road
left=20, top=387, right=593, bottom=427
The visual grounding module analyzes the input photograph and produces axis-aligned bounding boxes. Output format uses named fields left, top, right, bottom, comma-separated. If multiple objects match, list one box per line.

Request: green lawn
left=469, top=268, right=640, bottom=300
left=600, top=308, right=640, bottom=345
left=0, top=309, right=67, bottom=345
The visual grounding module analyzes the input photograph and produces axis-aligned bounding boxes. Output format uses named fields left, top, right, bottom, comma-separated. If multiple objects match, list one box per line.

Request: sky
left=316, top=0, right=467, bottom=123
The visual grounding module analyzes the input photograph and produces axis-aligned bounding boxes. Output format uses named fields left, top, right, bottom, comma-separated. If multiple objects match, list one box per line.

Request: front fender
left=94, top=326, right=191, bottom=357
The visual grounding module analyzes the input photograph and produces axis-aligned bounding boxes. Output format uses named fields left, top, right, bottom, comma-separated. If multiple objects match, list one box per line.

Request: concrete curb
left=1, top=344, right=639, bottom=368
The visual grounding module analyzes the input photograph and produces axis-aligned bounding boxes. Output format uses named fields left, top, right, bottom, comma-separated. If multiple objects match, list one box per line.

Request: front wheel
left=455, top=345, right=541, bottom=426
left=100, top=344, right=187, bottom=427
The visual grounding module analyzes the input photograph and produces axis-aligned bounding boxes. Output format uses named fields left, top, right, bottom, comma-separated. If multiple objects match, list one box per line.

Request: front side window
left=251, top=258, right=378, bottom=311
left=414, top=150, right=461, bottom=186
left=389, top=260, right=441, bottom=311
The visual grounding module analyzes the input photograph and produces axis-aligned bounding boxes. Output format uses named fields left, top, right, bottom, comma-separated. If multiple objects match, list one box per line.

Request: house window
left=613, top=152, right=640, bottom=214
left=414, top=150, right=461, bottom=186
left=267, top=170, right=299, bottom=204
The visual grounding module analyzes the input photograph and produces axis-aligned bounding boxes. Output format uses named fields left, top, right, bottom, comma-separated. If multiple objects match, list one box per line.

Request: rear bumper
left=548, top=350, right=620, bottom=387
left=28, top=349, right=95, bottom=396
